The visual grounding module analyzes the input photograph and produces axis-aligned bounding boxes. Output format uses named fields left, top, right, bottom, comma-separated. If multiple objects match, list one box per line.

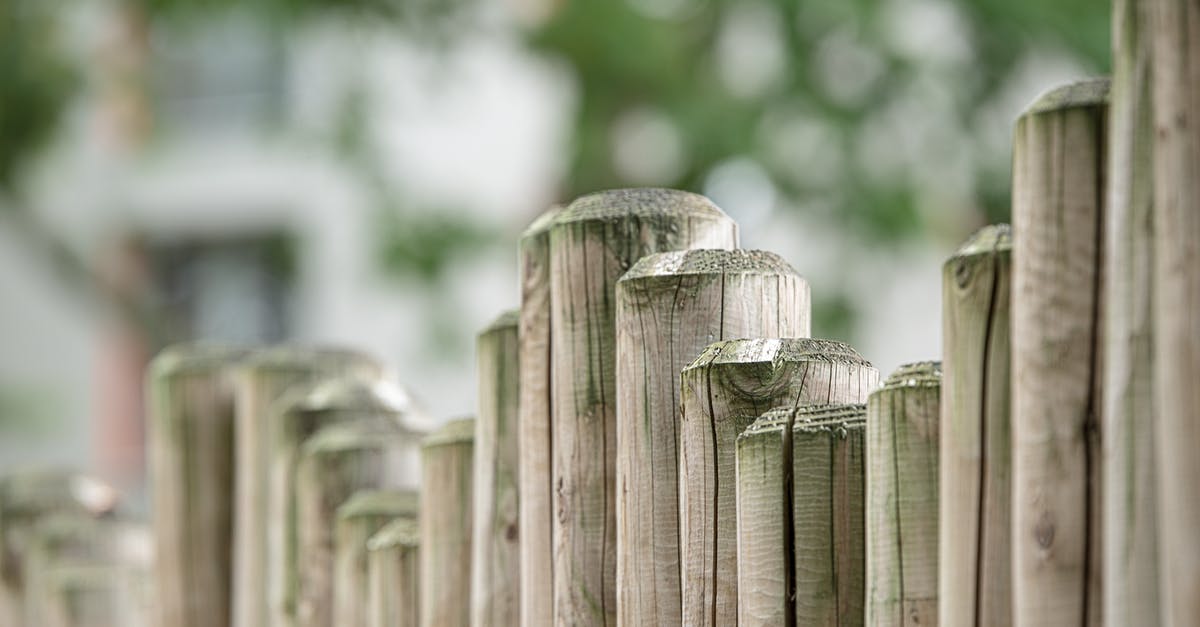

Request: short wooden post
left=550, top=188, right=738, bottom=626
left=367, top=518, right=420, bottom=627
left=680, top=338, right=878, bottom=627
left=232, top=347, right=382, bottom=627
left=146, top=343, right=245, bottom=627
left=517, top=206, right=559, bottom=627
left=939, top=224, right=1013, bottom=626
left=39, top=563, right=153, bottom=627
left=270, top=377, right=423, bottom=627
left=419, top=418, right=475, bottom=627
left=0, top=470, right=120, bottom=626
left=1012, top=79, right=1109, bottom=627
left=472, top=311, right=521, bottom=627
left=615, top=250, right=811, bottom=625
left=1105, top=1, right=1159, bottom=624
left=293, top=422, right=415, bottom=627
left=1150, top=1, right=1200, bottom=624
left=865, top=362, right=941, bottom=626
left=735, top=404, right=867, bottom=627
left=334, top=490, right=419, bottom=627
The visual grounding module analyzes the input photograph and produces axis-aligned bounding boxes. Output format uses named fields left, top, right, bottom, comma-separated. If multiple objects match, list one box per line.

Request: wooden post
left=367, top=518, right=420, bottom=627
left=1012, top=79, right=1108, bottom=627
left=270, top=377, right=423, bottom=627
left=38, top=563, right=153, bottom=627
left=419, top=418, right=475, bottom=627
left=146, top=343, right=245, bottom=627
left=865, top=362, right=941, bottom=627
left=0, top=470, right=120, bottom=626
left=940, top=223, right=1013, bottom=626
left=679, top=338, right=879, bottom=627
left=549, top=188, right=738, bottom=626
left=293, top=422, right=416, bottom=627
left=517, top=206, right=559, bottom=627
left=615, top=250, right=811, bottom=625
left=334, top=490, right=419, bottom=627
left=1150, top=1, right=1200, bottom=624
left=472, top=311, right=521, bottom=627
left=232, top=347, right=382, bottom=627
left=1105, top=0, right=1159, bottom=624
left=735, top=404, right=867, bottom=627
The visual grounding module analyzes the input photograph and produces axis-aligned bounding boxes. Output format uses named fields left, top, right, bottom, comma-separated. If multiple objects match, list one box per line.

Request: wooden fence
left=1, top=1, right=1198, bottom=625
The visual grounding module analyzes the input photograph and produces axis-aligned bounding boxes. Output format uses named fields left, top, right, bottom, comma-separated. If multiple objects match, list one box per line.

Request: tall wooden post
left=232, top=347, right=382, bottom=627
left=367, top=518, right=420, bottom=627
left=615, top=250, right=811, bottom=625
left=679, top=338, right=878, bottom=627
left=147, top=344, right=245, bottom=627
left=940, top=224, right=1013, bottom=626
left=517, top=206, right=559, bottom=627
left=270, top=377, right=423, bottom=627
left=865, top=362, right=941, bottom=626
left=1105, top=0, right=1159, bottom=624
left=1150, top=1, right=1200, bottom=624
left=419, top=418, right=475, bottom=627
left=1012, top=79, right=1108, bottom=627
left=735, top=404, right=867, bottom=627
left=549, top=188, right=738, bottom=626
left=334, top=490, right=418, bottom=627
left=472, top=311, right=522, bottom=627
left=293, top=422, right=416, bottom=627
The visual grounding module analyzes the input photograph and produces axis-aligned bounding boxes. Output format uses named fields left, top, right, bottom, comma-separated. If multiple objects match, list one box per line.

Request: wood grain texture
left=614, top=249, right=810, bottom=626
left=865, top=362, right=941, bottom=627
left=735, top=410, right=790, bottom=627
left=419, top=418, right=475, bottom=627
left=472, top=311, right=522, bottom=627
left=548, top=188, right=738, bottom=626
left=333, top=490, right=419, bottom=627
left=270, top=378, right=423, bottom=627
left=1012, top=79, right=1108, bottom=627
left=233, top=347, right=382, bottom=627
left=293, top=422, right=415, bottom=627
left=1105, top=1, right=1160, bottom=624
left=517, top=206, right=560, bottom=627
left=1150, top=1, right=1200, bottom=624
left=0, top=470, right=119, bottom=627
left=939, top=224, right=1014, bottom=627
left=146, top=344, right=245, bottom=627
left=367, top=518, right=420, bottom=627
left=679, top=338, right=878, bottom=627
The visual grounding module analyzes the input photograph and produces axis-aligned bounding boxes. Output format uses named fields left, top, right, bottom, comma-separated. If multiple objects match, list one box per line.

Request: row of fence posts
left=1, top=1, right=1199, bottom=622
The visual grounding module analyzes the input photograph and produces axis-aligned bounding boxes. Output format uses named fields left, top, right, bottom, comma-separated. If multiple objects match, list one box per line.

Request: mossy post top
left=148, top=343, right=248, bottom=378
left=1022, top=78, right=1111, bottom=116
left=684, top=337, right=872, bottom=374
left=236, top=345, right=382, bottom=375
left=619, top=249, right=800, bottom=282
left=739, top=403, right=867, bottom=442
left=521, top=205, right=563, bottom=240
left=336, top=489, right=419, bottom=521
left=0, top=469, right=120, bottom=517
left=366, top=517, right=419, bottom=552
left=552, top=188, right=731, bottom=225
left=950, top=223, right=1012, bottom=261
left=481, top=310, right=520, bottom=335
left=421, top=417, right=476, bottom=449
left=877, top=361, right=943, bottom=390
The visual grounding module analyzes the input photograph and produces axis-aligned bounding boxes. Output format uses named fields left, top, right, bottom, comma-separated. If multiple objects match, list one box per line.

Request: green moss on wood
left=1024, top=78, right=1111, bottom=115
left=554, top=188, right=729, bottom=224
left=336, top=489, right=419, bottom=521
left=621, top=249, right=799, bottom=281
left=421, top=417, right=476, bottom=449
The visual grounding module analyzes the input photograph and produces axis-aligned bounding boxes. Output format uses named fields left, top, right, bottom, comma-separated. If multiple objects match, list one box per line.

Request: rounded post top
left=684, top=337, right=872, bottom=373
left=740, top=403, right=867, bottom=442
left=237, top=345, right=381, bottom=376
left=878, top=361, right=943, bottom=390
left=367, top=517, right=419, bottom=551
left=276, top=376, right=420, bottom=418
left=520, top=205, right=564, bottom=240
left=950, top=223, right=1012, bottom=260
left=0, top=469, right=119, bottom=517
left=300, top=422, right=410, bottom=457
left=554, top=188, right=730, bottom=225
left=482, top=309, right=520, bottom=334
left=336, top=489, right=419, bottom=521
left=148, top=343, right=248, bottom=378
left=1023, top=78, right=1111, bottom=116
left=421, top=417, right=476, bottom=449
left=619, top=249, right=800, bottom=282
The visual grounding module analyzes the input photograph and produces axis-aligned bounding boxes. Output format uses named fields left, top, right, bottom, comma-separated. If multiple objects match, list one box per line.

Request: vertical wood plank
left=549, top=188, right=738, bottom=626
left=735, top=411, right=791, bottom=627
left=419, top=418, right=475, bottom=627
left=1011, top=79, right=1109, bottom=627
left=333, top=490, right=419, bottom=627
left=367, top=518, right=420, bottom=627
left=865, top=362, right=941, bottom=627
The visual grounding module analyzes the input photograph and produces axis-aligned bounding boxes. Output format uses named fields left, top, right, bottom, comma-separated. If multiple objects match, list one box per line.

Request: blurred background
left=1, top=0, right=1107, bottom=505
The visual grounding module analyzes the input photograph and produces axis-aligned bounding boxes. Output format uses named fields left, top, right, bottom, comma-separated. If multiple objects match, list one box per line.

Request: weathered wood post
left=1012, top=78, right=1109, bottom=627
left=549, top=188, right=738, bottom=626
left=865, top=362, right=941, bottom=626
left=146, top=343, right=245, bottom=627
left=1105, top=1, right=1159, bottom=624
left=271, top=377, right=423, bottom=627
left=517, top=206, right=559, bottom=627
left=419, top=418, right=475, bottom=627
left=735, top=404, right=867, bottom=627
left=294, top=422, right=416, bottom=627
left=615, top=249, right=811, bottom=625
left=232, top=347, right=382, bottom=627
left=367, top=518, right=420, bottom=627
left=334, top=490, right=418, bottom=627
left=940, top=223, right=1013, bottom=626
left=679, top=338, right=878, bottom=627
left=0, top=470, right=120, bottom=626
left=472, top=311, right=521, bottom=627
left=1150, top=1, right=1200, bottom=624
left=38, top=562, right=153, bottom=627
